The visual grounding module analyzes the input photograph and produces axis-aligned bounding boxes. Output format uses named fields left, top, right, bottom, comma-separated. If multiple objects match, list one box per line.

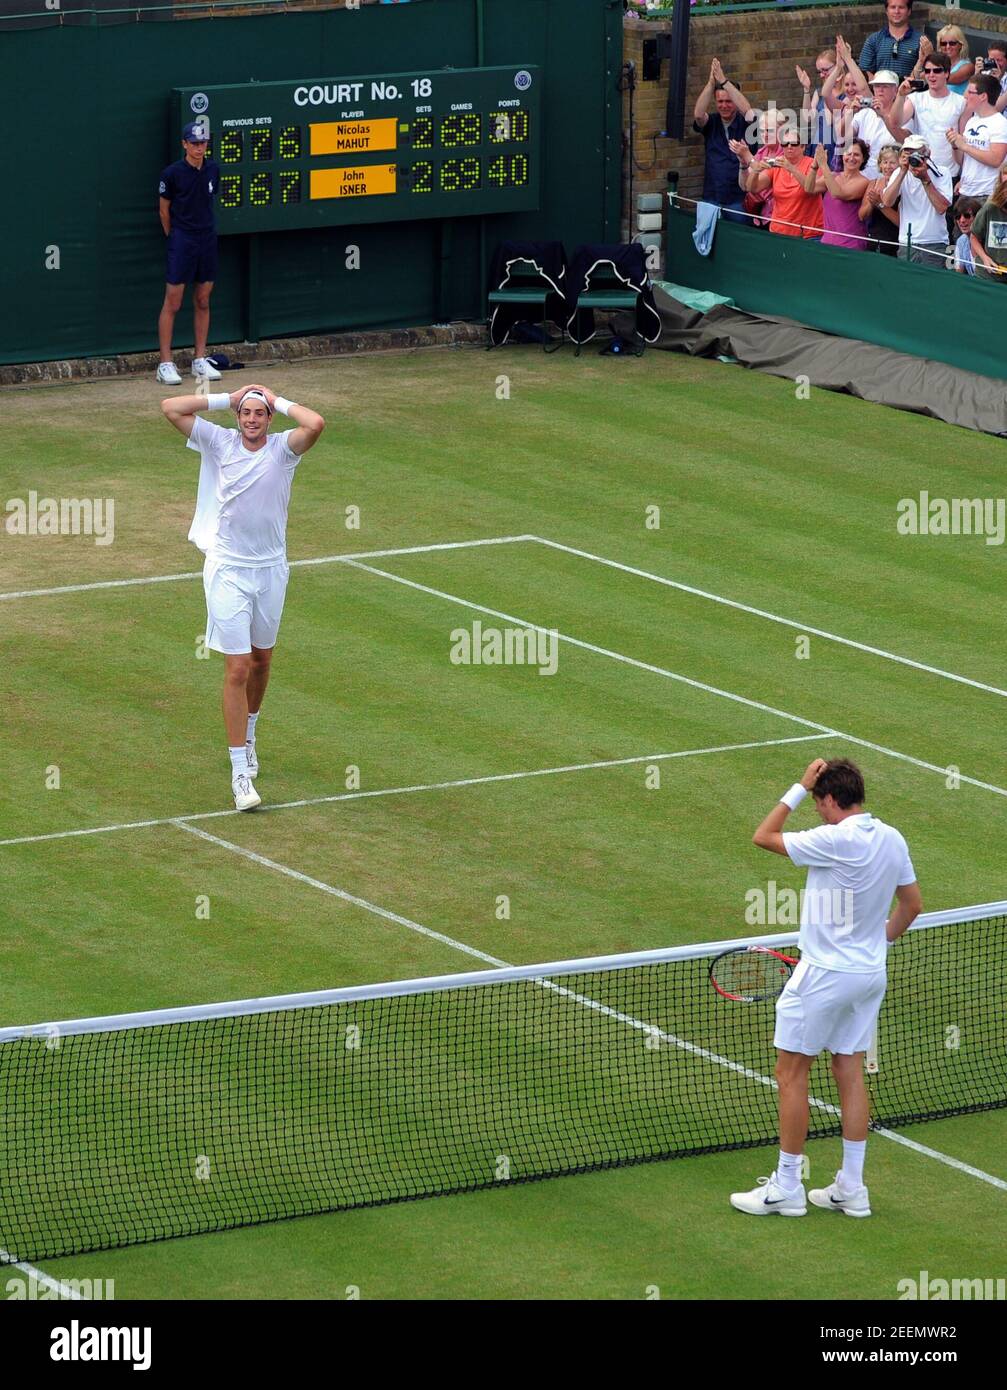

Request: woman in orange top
left=747, top=130, right=824, bottom=237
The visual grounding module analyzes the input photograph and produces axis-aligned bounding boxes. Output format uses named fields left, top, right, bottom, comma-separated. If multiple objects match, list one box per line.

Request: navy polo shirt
left=857, top=26, right=922, bottom=80
left=693, top=111, right=752, bottom=206
left=158, top=158, right=220, bottom=235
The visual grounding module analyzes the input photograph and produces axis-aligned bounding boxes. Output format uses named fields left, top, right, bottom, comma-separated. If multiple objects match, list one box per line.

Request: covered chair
left=487, top=240, right=569, bottom=351
left=565, top=243, right=662, bottom=355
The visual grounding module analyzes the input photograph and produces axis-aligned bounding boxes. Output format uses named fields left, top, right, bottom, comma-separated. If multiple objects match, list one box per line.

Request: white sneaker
left=156, top=361, right=182, bottom=385
left=809, top=1174, right=872, bottom=1218
left=192, top=357, right=222, bottom=380
left=245, top=743, right=259, bottom=780
left=232, top=773, right=261, bottom=811
left=730, top=1171, right=806, bottom=1217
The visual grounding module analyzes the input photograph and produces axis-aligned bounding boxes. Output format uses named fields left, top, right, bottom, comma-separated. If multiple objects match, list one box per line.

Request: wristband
left=780, top=783, right=808, bottom=811
left=274, top=396, right=295, bottom=416
left=207, top=393, right=231, bottom=411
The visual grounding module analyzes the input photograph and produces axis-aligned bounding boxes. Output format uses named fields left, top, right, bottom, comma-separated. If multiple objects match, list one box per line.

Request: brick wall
left=622, top=4, right=1007, bottom=225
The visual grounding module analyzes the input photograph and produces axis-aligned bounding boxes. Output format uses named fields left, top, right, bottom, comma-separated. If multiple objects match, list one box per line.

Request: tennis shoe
left=192, top=357, right=222, bottom=380
left=730, top=1172, right=806, bottom=1216
left=156, top=362, right=182, bottom=385
left=809, top=1174, right=871, bottom=1218
left=232, top=773, right=261, bottom=811
left=245, top=742, right=259, bottom=780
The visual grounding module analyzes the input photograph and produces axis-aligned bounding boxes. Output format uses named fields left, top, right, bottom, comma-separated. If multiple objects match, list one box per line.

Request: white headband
left=237, top=389, right=273, bottom=416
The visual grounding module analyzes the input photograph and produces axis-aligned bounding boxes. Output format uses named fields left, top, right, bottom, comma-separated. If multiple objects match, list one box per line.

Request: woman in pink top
left=803, top=140, right=871, bottom=249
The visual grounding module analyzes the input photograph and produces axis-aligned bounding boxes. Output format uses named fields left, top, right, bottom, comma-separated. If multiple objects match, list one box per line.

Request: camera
left=858, top=96, right=876, bottom=109
left=982, top=60, right=1000, bottom=75
left=909, top=79, right=928, bottom=91
left=907, top=152, right=926, bottom=168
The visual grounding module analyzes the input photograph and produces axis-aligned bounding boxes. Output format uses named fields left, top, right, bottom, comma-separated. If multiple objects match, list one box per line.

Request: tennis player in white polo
left=161, top=384, right=325, bottom=810
left=731, top=757, right=922, bottom=1217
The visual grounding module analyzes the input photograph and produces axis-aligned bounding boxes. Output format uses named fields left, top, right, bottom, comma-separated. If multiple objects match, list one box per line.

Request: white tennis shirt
left=782, top=813, right=916, bottom=972
left=187, top=415, right=300, bottom=566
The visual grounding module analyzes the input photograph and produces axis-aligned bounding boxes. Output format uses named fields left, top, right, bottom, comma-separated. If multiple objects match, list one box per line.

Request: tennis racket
left=709, top=945, right=799, bottom=1002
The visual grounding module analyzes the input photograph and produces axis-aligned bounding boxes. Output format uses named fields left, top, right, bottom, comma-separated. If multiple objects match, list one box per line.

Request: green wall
left=666, top=207, right=1007, bottom=382
left=1, top=0, right=623, bottom=364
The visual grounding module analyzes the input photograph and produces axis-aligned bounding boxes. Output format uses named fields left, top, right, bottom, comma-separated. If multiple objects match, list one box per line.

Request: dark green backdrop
left=2, top=0, right=623, bottom=364
left=666, top=207, right=1007, bottom=382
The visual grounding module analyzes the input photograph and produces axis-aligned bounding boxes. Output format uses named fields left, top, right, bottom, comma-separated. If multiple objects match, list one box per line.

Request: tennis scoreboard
left=172, top=66, right=541, bottom=234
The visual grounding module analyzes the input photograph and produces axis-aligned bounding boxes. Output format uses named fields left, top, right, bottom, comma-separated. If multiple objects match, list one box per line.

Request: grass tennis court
left=2, top=347, right=1005, bottom=1300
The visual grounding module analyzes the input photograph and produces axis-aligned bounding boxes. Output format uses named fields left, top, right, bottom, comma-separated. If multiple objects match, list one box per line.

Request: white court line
left=172, top=821, right=507, bottom=968
left=0, top=533, right=532, bottom=603
left=531, top=536, right=1007, bottom=702
left=870, top=1129, right=1007, bottom=1191
left=170, top=822, right=1007, bottom=1194
left=0, top=1251, right=85, bottom=1299
left=346, top=558, right=1007, bottom=801
left=0, top=736, right=822, bottom=849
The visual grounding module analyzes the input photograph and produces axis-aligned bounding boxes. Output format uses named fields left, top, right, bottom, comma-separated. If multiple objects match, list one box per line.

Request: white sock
left=161, top=360, right=174, bottom=367
left=839, top=1139, right=866, bottom=1190
left=777, top=1150, right=803, bottom=1190
left=229, top=746, right=248, bottom=777
left=246, top=711, right=259, bottom=746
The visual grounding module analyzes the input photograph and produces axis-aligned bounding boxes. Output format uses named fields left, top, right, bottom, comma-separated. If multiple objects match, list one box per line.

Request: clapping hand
left=919, top=35, right=934, bottom=61
left=711, top=58, right=726, bottom=85
left=796, top=64, right=812, bottom=92
left=814, top=143, right=829, bottom=168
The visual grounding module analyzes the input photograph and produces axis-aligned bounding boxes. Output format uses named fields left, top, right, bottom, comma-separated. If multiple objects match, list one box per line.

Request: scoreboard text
left=171, top=67, right=541, bottom=234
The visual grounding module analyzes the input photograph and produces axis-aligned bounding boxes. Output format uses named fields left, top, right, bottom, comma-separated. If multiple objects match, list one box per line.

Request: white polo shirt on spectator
left=850, top=107, right=893, bottom=178
left=957, top=110, right=1007, bottom=198
left=904, top=90, right=967, bottom=172
left=782, top=813, right=916, bottom=973
left=886, top=162, right=955, bottom=245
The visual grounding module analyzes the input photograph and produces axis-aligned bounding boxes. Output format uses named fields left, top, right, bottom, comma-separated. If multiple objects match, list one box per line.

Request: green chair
left=487, top=259, right=563, bottom=352
left=571, top=264, right=644, bottom=357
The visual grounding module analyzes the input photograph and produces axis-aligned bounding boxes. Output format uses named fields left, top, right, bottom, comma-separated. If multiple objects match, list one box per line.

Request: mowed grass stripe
left=365, top=542, right=1007, bottom=792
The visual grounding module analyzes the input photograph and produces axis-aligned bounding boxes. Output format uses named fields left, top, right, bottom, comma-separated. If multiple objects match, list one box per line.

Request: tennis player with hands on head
left=161, top=383, right=325, bottom=811
left=730, top=757, right=922, bottom=1218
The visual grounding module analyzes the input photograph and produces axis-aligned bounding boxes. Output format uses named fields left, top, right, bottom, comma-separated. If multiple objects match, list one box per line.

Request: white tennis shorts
left=203, top=559, right=289, bottom=654
left=774, top=959, right=887, bottom=1056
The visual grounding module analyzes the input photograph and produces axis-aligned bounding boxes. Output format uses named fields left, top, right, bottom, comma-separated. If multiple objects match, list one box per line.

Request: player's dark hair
left=812, top=759, right=865, bottom=808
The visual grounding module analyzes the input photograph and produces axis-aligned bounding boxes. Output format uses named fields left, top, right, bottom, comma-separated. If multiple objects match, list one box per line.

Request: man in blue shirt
left=858, top=0, right=923, bottom=81
left=692, top=58, right=756, bottom=223
left=157, top=122, right=222, bottom=385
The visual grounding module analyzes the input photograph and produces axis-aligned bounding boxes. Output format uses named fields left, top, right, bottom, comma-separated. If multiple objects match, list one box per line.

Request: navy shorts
left=165, top=230, right=218, bottom=286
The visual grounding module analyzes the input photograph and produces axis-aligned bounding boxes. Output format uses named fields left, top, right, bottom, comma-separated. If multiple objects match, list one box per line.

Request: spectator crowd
left=690, top=1, right=1007, bottom=279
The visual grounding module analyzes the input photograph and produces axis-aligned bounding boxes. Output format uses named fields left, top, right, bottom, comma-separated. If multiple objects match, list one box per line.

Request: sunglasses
left=923, top=69, right=945, bottom=75
left=939, top=41, right=961, bottom=48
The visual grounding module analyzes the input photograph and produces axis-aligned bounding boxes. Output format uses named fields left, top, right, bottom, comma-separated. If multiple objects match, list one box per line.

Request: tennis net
left=1, top=901, right=1004, bottom=1262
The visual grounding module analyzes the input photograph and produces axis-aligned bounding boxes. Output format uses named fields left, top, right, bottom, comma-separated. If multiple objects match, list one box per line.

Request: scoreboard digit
left=173, top=65, right=540, bottom=234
